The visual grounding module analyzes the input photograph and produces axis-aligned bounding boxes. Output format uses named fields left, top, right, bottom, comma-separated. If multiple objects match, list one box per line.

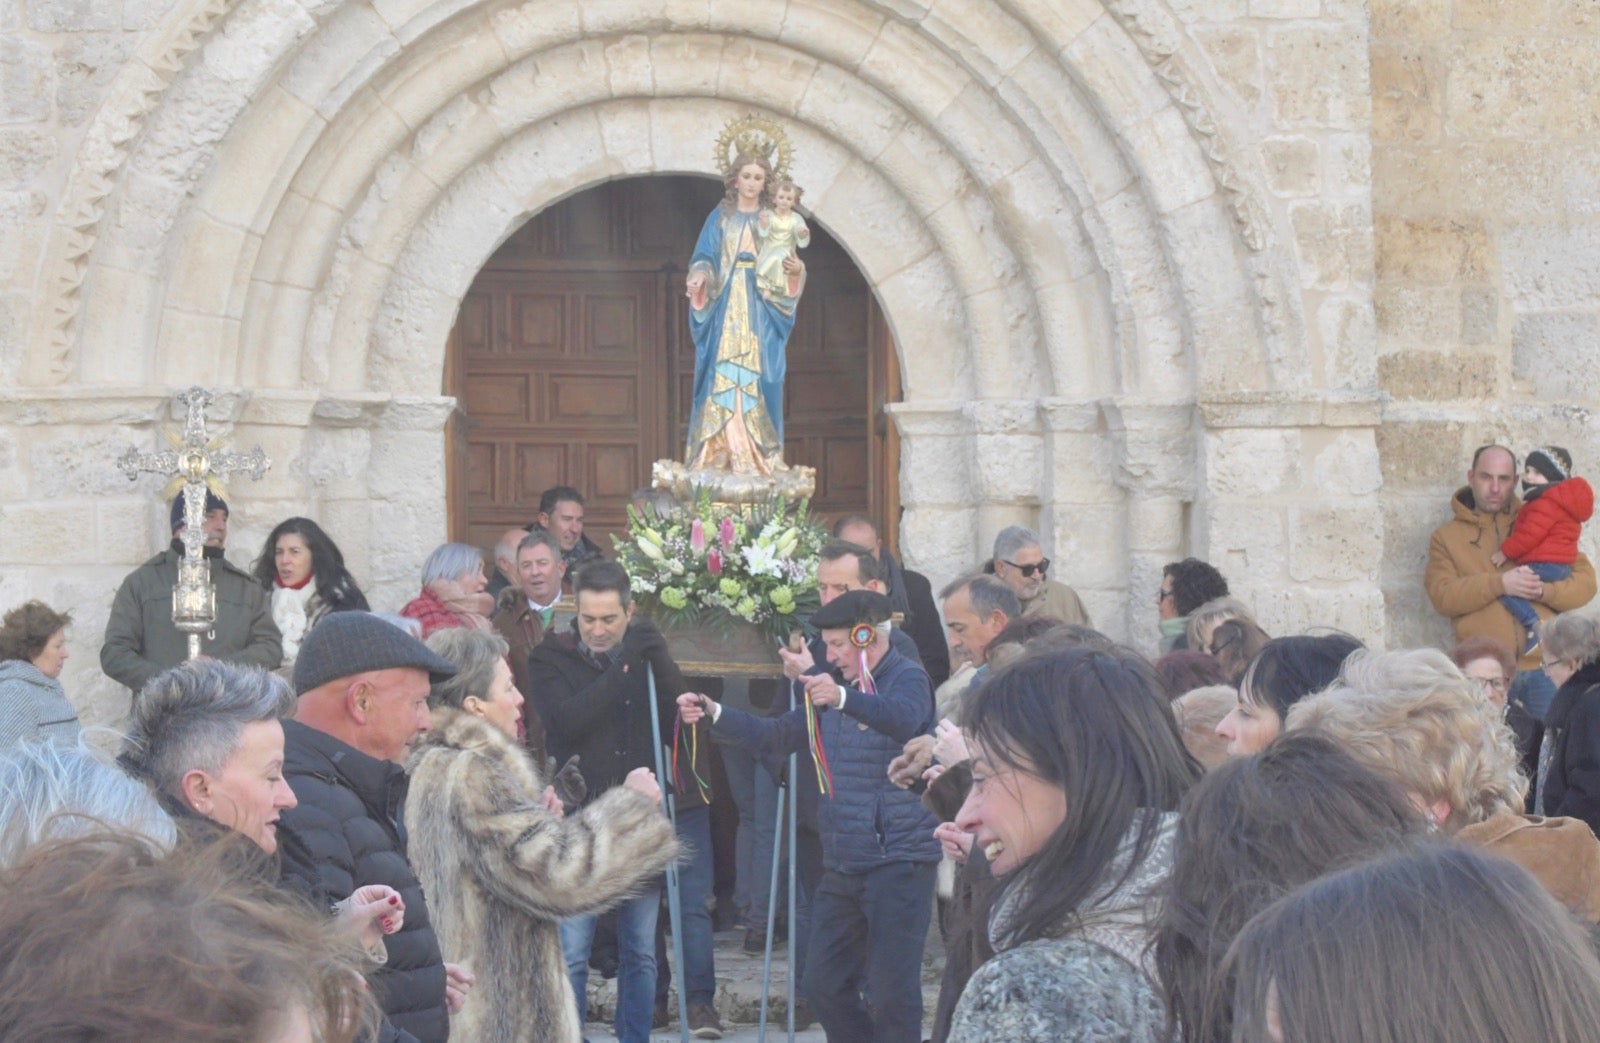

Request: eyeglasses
left=1156, top=587, right=1175, bottom=605
left=1001, top=558, right=1050, bottom=578
left=1470, top=676, right=1509, bottom=694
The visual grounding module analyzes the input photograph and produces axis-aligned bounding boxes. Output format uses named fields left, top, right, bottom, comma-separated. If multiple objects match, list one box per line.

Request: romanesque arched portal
left=9, top=0, right=1381, bottom=719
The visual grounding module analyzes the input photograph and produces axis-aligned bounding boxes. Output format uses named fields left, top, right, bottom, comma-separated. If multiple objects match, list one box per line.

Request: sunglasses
left=1001, top=558, right=1050, bottom=578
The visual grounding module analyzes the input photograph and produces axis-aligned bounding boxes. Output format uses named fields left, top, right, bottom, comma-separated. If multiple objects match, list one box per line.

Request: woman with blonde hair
left=1183, top=596, right=1254, bottom=657
left=1289, top=646, right=1600, bottom=921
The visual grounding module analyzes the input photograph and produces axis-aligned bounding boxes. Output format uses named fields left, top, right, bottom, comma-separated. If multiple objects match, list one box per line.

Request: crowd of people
left=5, top=446, right=1600, bottom=1042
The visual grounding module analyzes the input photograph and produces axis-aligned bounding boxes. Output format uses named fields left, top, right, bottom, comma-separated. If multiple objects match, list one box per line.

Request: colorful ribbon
left=671, top=713, right=713, bottom=803
left=803, top=681, right=834, bottom=796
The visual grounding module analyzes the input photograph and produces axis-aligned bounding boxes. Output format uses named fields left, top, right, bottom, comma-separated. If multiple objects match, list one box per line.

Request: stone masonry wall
left=0, top=0, right=1382, bottom=728
left=1373, top=0, right=1600, bottom=652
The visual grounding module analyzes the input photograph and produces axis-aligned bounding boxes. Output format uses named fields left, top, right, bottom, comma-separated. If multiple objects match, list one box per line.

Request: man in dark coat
left=275, top=612, right=469, bottom=1043
left=526, top=560, right=719, bottom=1041
left=101, top=492, right=281, bottom=693
left=529, top=484, right=605, bottom=578
left=681, top=590, right=941, bottom=1043
left=834, top=515, right=951, bottom=688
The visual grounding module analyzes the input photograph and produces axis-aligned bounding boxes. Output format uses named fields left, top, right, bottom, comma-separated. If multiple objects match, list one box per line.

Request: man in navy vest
left=678, top=590, right=940, bottom=1043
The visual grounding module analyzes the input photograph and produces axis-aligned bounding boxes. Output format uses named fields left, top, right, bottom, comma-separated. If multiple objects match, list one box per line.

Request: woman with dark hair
left=1215, top=632, right=1362, bottom=757
left=1153, top=733, right=1426, bottom=1043
left=1226, top=844, right=1600, bottom=1043
left=0, top=832, right=380, bottom=1042
left=1153, top=650, right=1229, bottom=699
left=0, top=600, right=78, bottom=748
left=946, top=646, right=1200, bottom=1042
left=252, top=517, right=369, bottom=668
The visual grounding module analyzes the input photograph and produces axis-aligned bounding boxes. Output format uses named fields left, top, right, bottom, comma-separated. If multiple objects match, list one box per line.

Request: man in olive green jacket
left=100, top=493, right=281, bottom=693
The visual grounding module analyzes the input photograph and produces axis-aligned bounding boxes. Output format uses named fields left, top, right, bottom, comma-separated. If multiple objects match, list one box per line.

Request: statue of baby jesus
left=755, top=180, right=810, bottom=302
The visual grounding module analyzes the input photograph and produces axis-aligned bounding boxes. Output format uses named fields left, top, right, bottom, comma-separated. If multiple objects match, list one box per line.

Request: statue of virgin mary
left=683, top=128, right=807, bottom=476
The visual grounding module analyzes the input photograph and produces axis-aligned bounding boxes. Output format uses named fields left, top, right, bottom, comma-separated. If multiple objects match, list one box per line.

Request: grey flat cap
left=293, top=611, right=458, bottom=695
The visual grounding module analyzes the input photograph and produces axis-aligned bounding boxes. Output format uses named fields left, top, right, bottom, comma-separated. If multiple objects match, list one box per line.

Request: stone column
left=1197, top=392, right=1386, bottom=642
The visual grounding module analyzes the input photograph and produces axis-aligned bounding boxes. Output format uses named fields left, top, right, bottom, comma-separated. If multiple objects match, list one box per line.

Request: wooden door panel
left=548, top=374, right=641, bottom=421
left=506, top=292, right=567, bottom=356
left=587, top=295, right=643, bottom=358
left=464, top=373, right=530, bottom=421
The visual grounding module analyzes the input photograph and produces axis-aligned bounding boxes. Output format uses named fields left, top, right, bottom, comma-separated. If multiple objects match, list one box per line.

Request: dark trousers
left=803, top=860, right=936, bottom=1043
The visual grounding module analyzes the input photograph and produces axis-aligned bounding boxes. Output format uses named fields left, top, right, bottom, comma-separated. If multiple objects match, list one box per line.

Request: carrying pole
left=647, top=663, right=691, bottom=1042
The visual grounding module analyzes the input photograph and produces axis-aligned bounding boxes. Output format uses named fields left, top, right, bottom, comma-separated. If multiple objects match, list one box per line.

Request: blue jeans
left=655, top=804, right=717, bottom=1006
left=1511, top=666, right=1559, bottom=723
left=1499, top=561, right=1572, bottom=636
left=803, top=861, right=936, bottom=1043
left=562, top=885, right=659, bottom=1043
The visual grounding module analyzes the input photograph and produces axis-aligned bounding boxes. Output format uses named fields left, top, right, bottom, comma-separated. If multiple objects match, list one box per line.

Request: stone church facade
left=0, top=0, right=1593, bottom=725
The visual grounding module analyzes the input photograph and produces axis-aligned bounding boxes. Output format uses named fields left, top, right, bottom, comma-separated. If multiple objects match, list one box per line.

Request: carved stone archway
left=19, top=0, right=1376, bottom=662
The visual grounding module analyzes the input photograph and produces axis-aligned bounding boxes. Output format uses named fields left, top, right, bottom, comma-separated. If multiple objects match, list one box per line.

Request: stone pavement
left=584, top=922, right=944, bottom=1041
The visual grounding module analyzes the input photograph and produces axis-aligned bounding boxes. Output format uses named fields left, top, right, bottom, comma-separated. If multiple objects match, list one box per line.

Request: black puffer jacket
left=276, top=720, right=447, bottom=1043
left=1543, top=659, right=1600, bottom=837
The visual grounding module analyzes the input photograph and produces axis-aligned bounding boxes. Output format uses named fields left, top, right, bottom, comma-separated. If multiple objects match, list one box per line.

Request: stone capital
left=1197, top=390, right=1383, bottom=429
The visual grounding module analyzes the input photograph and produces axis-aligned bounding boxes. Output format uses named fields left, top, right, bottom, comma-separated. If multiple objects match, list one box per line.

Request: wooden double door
left=446, top=176, right=901, bottom=554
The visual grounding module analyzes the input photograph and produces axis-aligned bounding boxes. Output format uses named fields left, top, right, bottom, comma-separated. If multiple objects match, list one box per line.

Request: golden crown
left=714, top=115, right=794, bottom=184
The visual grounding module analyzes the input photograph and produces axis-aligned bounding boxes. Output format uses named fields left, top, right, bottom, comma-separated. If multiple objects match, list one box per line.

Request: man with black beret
left=678, top=590, right=941, bottom=1043
left=275, top=611, right=473, bottom=1043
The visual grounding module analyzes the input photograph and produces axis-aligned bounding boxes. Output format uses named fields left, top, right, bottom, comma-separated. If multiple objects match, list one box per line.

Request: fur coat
left=405, top=708, right=681, bottom=1043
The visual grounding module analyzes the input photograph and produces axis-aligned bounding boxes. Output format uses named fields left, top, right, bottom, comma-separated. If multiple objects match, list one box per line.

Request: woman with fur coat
left=408, top=629, right=679, bottom=1042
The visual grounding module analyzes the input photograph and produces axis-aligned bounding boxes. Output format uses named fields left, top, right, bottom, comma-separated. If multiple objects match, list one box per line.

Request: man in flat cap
left=275, top=612, right=473, bottom=1043
left=678, top=590, right=940, bottom=1043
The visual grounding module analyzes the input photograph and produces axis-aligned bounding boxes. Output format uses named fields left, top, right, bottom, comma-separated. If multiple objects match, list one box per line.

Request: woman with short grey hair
left=0, top=740, right=176, bottom=867
left=119, top=659, right=408, bottom=953
left=1536, top=612, right=1600, bottom=834
left=400, top=542, right=494, bottom=638
left=119, top=659, right=297, bottom=854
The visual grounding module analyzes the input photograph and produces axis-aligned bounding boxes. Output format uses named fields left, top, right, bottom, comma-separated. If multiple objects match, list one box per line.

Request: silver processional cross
left=115, top=386, right=271, bottom=660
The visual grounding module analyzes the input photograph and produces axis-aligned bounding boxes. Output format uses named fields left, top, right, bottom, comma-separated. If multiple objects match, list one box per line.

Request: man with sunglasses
left=1157, top=557, right=1231, bottom=652
left=990, top=525, right=1090, bottom=627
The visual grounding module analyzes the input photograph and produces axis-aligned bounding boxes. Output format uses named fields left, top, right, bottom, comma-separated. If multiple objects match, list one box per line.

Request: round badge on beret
left=850, top=623, right=875, bottom=649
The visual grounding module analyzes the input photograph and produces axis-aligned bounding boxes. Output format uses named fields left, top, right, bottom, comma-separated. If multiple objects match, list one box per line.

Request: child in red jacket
left=1491, top=446, right=1594, bottom=652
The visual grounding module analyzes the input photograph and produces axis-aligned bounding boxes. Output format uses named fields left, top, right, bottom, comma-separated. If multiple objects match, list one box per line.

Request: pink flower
left=719, top=517, right=736, bottom=551
left=707, top=548, right=723, bottom=575
left=690, top=519, right=706, bottom=554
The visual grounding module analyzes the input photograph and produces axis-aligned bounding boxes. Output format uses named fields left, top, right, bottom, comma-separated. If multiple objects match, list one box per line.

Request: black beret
left=810, top=589, right=894, bottom=631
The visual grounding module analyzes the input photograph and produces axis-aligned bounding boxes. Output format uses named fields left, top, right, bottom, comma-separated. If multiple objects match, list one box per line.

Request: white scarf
left=272, top=581, right=317, bottom=666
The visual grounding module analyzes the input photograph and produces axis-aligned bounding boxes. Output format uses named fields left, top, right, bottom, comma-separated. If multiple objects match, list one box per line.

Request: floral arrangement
left=614, top=492, right=827, bottom=642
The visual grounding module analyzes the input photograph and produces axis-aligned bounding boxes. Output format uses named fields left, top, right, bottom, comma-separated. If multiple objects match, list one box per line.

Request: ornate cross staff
left=116, top=386, right=271, bottom=660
